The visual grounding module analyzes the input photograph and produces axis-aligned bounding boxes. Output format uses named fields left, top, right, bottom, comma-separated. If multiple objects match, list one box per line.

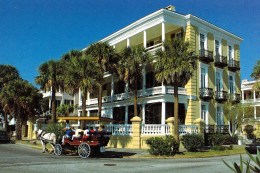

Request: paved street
left=0, top=143, right=248, bottom=173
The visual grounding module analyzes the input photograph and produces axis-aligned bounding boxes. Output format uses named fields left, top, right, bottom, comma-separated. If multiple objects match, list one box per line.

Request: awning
left=57, top=116, right=113, bottom=122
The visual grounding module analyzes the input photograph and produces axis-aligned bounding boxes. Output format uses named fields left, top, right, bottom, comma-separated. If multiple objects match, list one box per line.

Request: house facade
left=78, top=5, right=242, bottom=129
left=241, top=79, right=260, bottom=119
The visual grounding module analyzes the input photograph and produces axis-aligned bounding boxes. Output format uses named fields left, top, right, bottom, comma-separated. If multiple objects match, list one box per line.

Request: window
left=229, top=76, right=234, bottom=94
left=216, top=106, right=224, bottom=125
left=216, top=71, right=221, bottom=91
left=228, top=45, right=233, bottom=60
left=201, top=68, right=206, bottom=88
left=201, top=104, right=208, bottom=124
left=215, top=40, right=220, bottom=55
left=200, top=34, right=205, bottom=50
left=171, top=31, right=183, bottom=40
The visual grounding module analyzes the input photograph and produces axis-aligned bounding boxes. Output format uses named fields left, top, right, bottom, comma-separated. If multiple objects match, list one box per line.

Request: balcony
left=199, top=88, right=214, bottom=100
left=214, top=54, right=227, bottom=68
left=199, top=49, right=214, bottom=63
left=229, top=93, right=241, bottom=103
left=215, top=90, right=228, bottom=102
left=146, top=43, right=162, bottom=56
left=228, top=59, right=240, bottom=72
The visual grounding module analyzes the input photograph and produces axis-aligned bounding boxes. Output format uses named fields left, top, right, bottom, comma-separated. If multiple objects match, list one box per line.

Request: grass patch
left=173, top=146, right=246, bottom=159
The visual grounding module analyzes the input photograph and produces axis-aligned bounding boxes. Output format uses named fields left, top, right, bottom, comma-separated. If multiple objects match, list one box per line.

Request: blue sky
left=0, top=0, right=259, bottom=85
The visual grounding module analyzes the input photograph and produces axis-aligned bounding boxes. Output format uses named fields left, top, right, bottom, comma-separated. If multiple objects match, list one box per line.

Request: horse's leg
left=40, top=140, right=46, bottom=153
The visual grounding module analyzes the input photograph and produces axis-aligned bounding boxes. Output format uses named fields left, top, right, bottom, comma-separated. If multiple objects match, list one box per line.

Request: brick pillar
left=194, top=118, right=205, bottom=135
left=27, top=121, right=33, bottom=139
left=254, top=121, right=260, bottom=138
left=166, top=117, right=174, bottom=137
left=131, top=116, right=141, bottom=149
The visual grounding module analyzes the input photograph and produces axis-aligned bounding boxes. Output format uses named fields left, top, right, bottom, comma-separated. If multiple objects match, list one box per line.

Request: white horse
left=36, top=129, right=56, bottom=153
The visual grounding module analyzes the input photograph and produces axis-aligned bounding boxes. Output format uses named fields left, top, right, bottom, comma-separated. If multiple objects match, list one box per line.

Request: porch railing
left=105, top=124, right=132, bottom=136
left=179, top=125, right=199, bottom=135
left=141, top=124, right=170, bottom=135
left=86, top=124, right=200, bottom=136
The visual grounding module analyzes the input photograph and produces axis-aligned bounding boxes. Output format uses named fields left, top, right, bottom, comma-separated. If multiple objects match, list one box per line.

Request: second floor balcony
left=86, top=86, right=187, bottom=106
left=215, top=90, right=228, bottom=102
left=229, top=93, right=241, bottom=103
left=228, top=59, right=240, bottom=72
left=214, top=54, right=227, bottom=68
left=199, top=49, right=214, bottom=63
left=199, top=88, right=214, bottom=101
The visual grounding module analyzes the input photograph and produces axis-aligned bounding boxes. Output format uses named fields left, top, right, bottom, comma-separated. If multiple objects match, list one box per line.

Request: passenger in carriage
left=72, top=127, right=84, bottom=140
left=62, top=126, right=73, bottom=143
left=83, top=126, right=90, bottom=139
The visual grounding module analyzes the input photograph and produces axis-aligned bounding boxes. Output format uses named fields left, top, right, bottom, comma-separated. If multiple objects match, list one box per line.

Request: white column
left=162, top=82, right=166, bottom=94
left=142, top=65, right=146, bottom=96
left=142, top=103, right=146, bottom=124
left=87, top=111, right=90, bottom=117
left=161, top=101, right=166, bottom=125
left=143, top=30, right=147, bottom=48
left=79, top=88, right=81, bottom=107
left=87, top=91, right=90, bottom=105
left=111, top=75, right=114, bottom=99
left=254, top=106, right=257, bottom=119
left=162, top=22, right=165, bottom=42
left=127, top=38, right=130, bottom=47
left=242, top=90, right=244, bottom=101
left=125, top=106, right=129, bottom=124
left=254, top=90, right=256, bottom=102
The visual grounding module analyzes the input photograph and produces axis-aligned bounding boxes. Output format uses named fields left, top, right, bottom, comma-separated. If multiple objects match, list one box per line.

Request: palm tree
left=251, top=60, right=260, bottom=91
left=118, top=45, right=151, bottom=117
left=85, top=42, right=118, bottom=119
left=0, top=65, right=20, bottom=132
left=62, top=50, right=100, bottom=128
left=153, top=39, right=196, bottom=143
left=35, top=60, right=63, bottom=123
left=0, top=65, right=20, bottom=90
left=0, top=79, right=42, bottom=140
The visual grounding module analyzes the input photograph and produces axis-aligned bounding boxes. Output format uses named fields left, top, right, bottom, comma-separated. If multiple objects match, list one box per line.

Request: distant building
left=241, top=79, right=260, bottom=119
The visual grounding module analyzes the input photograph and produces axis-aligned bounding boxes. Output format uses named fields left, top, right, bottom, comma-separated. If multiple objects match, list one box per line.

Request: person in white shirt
left=71, top=127, right=83, bottom=140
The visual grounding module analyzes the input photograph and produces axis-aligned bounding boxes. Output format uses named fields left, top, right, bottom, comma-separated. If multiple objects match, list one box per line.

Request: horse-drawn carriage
left=37, top=129, right=111, bottom=158
left=54, top=130, right=111, bottom=158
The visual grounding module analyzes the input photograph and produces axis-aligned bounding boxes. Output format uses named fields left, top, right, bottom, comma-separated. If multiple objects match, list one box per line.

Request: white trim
left=200, top=63, right=209, bottom=88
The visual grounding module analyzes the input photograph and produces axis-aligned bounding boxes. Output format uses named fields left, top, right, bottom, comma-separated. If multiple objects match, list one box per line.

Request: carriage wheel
left=54, top=144, right=62, bottom=156
left=78, top=143, right=91, bottom=158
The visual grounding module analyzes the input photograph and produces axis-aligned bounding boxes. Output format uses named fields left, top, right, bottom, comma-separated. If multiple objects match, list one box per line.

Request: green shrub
left=244, top=124, right=255, bottom=139
left=212, top=145, right=226, bottom=151
left=146, top=135, right=179, bottom=156
left=181, top=133, right=204, bottom=152
left=208, top=133, right=227, bottom=146
left=223, top=134, right=238, bottom=145
left=45, top=123, right=64, bottom=143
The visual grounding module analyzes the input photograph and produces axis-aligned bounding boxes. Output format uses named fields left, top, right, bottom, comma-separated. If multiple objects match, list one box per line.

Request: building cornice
left=186, top=14, right=243, bottom=44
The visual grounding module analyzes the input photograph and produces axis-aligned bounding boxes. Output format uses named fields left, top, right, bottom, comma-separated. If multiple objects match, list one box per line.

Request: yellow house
left=35, top=5, right=242, bottom=148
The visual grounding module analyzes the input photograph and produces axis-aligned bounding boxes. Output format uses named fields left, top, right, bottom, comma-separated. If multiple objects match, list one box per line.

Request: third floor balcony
left=214, top=54, right=228, bottom=68
left=215, top=90, right=228, bottom=102
left=199, top=49, right=214, bottom=63
left=229, top=93, right=241, bottom=103
left=228, top=59, right=240, bottom=72
left=199, top=88, right=214, bottom=101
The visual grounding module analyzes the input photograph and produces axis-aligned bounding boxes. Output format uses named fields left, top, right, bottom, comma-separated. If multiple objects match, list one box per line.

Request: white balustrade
left=105, top=124, right=132, bottom=136
left=178, top=125, right=198, bottom=135
left=141, top=124, right=170, bottom=135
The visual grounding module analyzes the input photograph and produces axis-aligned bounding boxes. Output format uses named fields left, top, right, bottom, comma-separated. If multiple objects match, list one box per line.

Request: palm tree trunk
left=173, top=85, right=179, bottom=144
left=81, top=93, right=87, bottom=129
left=134, top=88, right=138, bottom=117
left=98, top=85, right=102, bottom=119
left=51, top=86, right=57, bottom=123
left=4, top=112, right=8, bottom=132
left=15, top=106, right=22, bottom=140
